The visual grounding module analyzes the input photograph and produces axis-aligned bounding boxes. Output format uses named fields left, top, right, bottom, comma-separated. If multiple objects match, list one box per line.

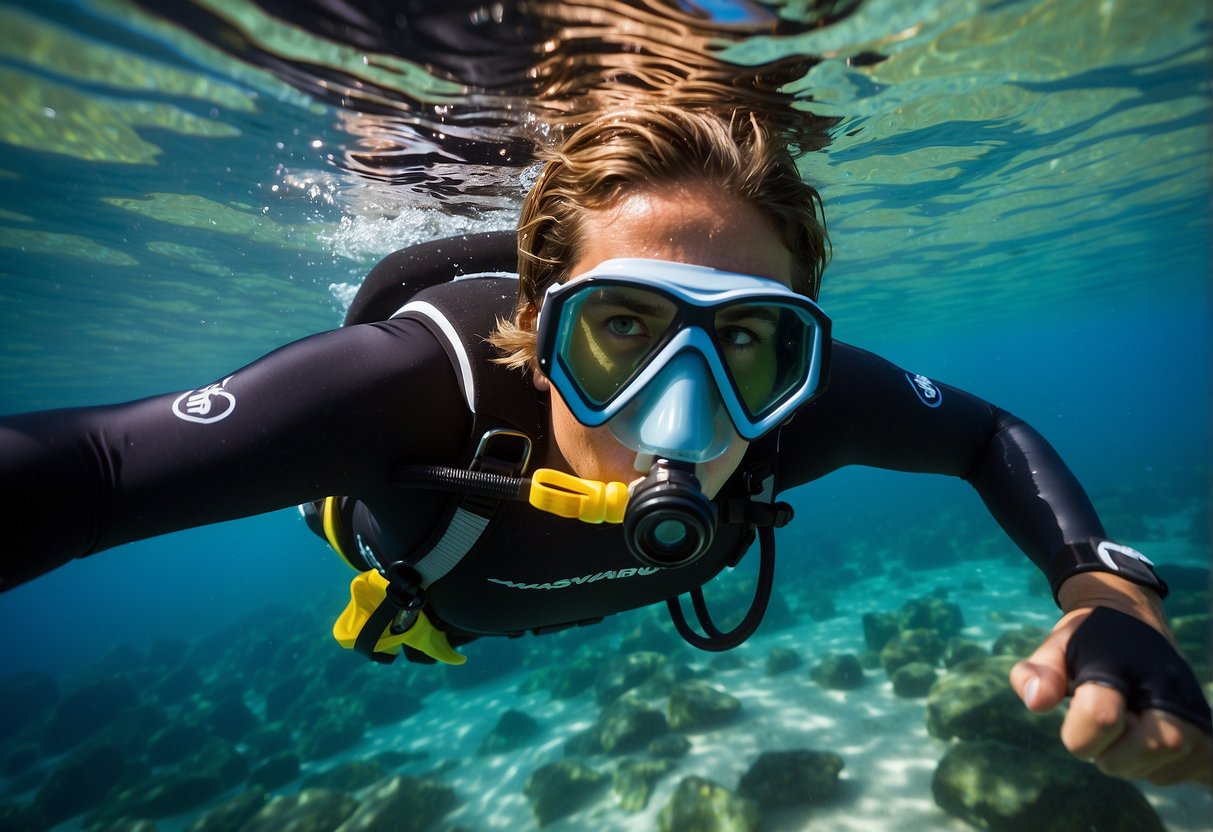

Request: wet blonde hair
left=488, top=104, right=830, bottom=368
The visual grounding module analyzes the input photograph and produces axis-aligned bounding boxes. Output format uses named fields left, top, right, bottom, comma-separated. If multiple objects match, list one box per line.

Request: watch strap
left=1048, top=537, right=1168, bottom=603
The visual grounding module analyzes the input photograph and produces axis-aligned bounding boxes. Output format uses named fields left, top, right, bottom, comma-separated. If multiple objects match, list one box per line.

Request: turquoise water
left=0, top=1, right=1210, bottom=830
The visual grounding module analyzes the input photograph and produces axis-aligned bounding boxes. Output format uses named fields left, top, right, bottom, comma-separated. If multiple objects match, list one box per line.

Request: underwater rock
left=248, top=751, right=301, bottom=791
left=891, top=662, right=938, bottom=698
left=301, top=760, right=389, bottom=793
left=861, top=611, right=900, bottom=653
left=523, top=760, right=608, bottom=827
left=153, top=664, right=203, bottom=706
left=597, top=699, right=670, bottom=754
left=146, top=720, right=214, bottom=766
left=1, top=743, right=38, bottom=777
left=91, top=738, right=246, bottom=824
left=943, top=638, right=988, bottom=668
left=563, top=728, right=604, bottom=757
left=33, top=741, right=128, bottom=826
left=242, top=722, right=295, bottom=757
left=92, top=769, right=228, bottom=822
left=737, top=749, right=844, bottom=807
left=41, top=675, right=140, bottom=754
left=879, top=628, right=944, bottom=675
left=657, top=776, right=759, bottom=832
left=898, top=597, right=964, bottom=639
left=0, top=672, right=58, bottom=741
left=990, top=626, right=1049, bottom=659
left=702, top=579, right=798, bottom=634
left=98, top=703, right=172, bottom=758
left=1172, top=613, right=1211, bottom=683
left=297, top=707, right=364, bottom=762
left=265, top=675, right=313, bottom=723
left=191, top=738, right=250, bottom=787
left=86, top=819, right=157, bottom=832
left=926, top=657, right=1061, bottom=750
left=2, top=760, right=46, bottom=795
left=334, top=774, right=456, bottom=832
left=478, top=708, right=541, bottom=756
left=320, top=651, right=380, bottom=695
left=359, top=680, right=423, bottom=726
left=631, top=661, right=703, bottom=701
left=618, top=616, right=685, bottom=656
left=960, top=577, right=985, bottom=593
left=1159, top=564, right=1210, bottom=608
left=709, top=653, right=749, bottom=671
left=370, top=749, right=428, bottom=770
left=594, top=652, right=667, bottom=705
left=520, top=657, right=599, bottom=701
left=91, top=644, right=151, bottom=679
left=765, top=647, right=802, bottom=676
left=181, top=790, right=265, bottom=832
left=802, top=592, right=837, bottom=621
left=147, top=638, right=192, bottom=669
left=202, top=695, right=260, bottom=742
left=932, top=740, right=1163, bottom=832
left=809, top=653, right=865, bottom=690
left=240, top=788, right=358, bottom=832
left=0, top=802, right=47, bottom=832
left=649, top=733, right=692, bottom=759
left=614, top=759, right=675, bottom=811
left=668, top=680, right=741, bottom=732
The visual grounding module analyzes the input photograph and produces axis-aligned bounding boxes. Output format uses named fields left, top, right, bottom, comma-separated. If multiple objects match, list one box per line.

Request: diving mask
left=536, top=258, right=832, bottom=462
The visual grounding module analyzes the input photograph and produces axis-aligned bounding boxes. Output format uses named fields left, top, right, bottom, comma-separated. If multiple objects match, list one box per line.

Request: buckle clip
left=473, top=428, right=532, bottom=476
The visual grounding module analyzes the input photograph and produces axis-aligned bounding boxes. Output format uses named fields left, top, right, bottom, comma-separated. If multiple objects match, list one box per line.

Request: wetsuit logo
left=906, top=373, right=942, bottom=408
left=488, top=567, right=660, bottom=591
left=172, top=376, right=236, bottom=424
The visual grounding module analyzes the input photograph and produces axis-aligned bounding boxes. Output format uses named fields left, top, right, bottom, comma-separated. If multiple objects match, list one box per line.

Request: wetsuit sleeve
left=0, top=319, right=470, bottom=591
left=779, top=341, right=1105, bottom=575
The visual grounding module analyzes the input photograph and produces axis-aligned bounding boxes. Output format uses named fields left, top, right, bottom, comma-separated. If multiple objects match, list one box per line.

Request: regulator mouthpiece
left=623, top=459, right=716, bottom=568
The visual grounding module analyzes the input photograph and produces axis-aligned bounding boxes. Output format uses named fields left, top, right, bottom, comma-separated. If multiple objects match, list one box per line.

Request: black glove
left=1065, top=606, right=1212, bottom=735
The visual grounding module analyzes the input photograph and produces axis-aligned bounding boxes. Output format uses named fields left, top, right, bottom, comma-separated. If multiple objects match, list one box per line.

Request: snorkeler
left=0, top=105, right=1208, bottom=786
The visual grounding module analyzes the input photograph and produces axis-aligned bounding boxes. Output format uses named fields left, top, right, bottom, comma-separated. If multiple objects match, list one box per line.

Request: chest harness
left=303, top=268, right=793, bottom=667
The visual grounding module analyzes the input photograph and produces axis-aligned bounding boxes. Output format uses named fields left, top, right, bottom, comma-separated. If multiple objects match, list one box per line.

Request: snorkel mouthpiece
left=527, top=459, right=716, bottom=567
left=623, top=458, right=716, bottom=568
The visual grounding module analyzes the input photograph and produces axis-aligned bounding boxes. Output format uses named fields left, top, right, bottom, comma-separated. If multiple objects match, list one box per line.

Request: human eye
left=605, top=315, right=647, bottom=339
left=718, top=325, right=762, bottom=349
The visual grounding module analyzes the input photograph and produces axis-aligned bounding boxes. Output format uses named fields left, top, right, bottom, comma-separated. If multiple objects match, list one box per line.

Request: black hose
left=393, top=464, right=529, bottom=502
left=666, top=525, right=776, bottom=651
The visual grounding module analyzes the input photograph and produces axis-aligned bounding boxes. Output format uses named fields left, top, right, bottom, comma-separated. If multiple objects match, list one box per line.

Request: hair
left=487, top=104, right=830, bottom=368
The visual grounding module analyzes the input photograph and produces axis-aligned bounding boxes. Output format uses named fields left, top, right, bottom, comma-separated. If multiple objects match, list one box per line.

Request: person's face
left=533, top=182, right=796, bottom=496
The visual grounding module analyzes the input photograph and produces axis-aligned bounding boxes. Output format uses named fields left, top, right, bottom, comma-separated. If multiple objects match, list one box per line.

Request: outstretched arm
left=0, top=318, right=468, bottom=590
left=781, top=341, right=1211, bottom=785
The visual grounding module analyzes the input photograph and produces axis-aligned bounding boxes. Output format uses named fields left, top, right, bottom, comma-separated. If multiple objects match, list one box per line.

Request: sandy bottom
left=279, top=555, right=1213, bottom=832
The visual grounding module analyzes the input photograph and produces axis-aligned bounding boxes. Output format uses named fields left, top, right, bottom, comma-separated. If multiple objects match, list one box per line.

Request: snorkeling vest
left=304, top=231, right=793, bottom=666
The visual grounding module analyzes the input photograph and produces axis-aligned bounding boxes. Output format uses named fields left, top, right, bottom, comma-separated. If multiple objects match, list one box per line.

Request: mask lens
left=561, top=286, right=680, bottom=406
left=714, top=302, right=818, bottom=419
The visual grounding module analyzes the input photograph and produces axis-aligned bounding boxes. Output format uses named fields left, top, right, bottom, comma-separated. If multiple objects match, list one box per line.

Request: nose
left=612, top=351, right=732, bottom=462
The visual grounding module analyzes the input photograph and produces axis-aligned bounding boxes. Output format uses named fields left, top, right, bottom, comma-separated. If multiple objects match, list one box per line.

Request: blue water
left=0, top=0, right=1210, bottom=829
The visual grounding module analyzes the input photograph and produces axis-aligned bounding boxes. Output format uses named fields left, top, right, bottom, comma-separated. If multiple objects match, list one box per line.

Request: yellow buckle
left=332, top=571, right=466, bottom=665
left=529, top=468, right=628, bottom=524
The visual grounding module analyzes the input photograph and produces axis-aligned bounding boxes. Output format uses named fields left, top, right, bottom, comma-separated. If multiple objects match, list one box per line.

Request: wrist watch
left=1048, top=537, right=1169, bottom=603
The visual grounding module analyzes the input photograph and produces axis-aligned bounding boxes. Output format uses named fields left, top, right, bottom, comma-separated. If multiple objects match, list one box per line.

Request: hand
left=1009, top=573, right=1213, bottom=787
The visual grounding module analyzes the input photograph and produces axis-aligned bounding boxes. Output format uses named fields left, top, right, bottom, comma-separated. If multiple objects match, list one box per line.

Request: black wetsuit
left=0, top=233, right=1105, bottom=638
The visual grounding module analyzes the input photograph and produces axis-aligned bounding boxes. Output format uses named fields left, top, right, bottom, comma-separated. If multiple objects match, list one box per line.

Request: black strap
left=667, top=524, right=778, bottom=651
left=353, top=599, right=404, bottom=665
